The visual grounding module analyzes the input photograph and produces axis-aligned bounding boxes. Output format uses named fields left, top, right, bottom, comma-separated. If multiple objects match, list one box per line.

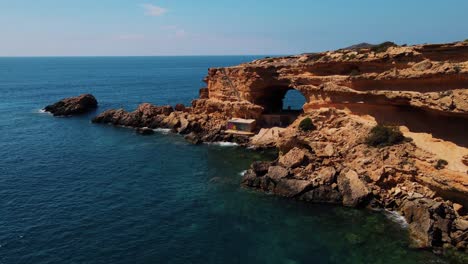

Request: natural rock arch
left=251, top=85, right=308, bottom=114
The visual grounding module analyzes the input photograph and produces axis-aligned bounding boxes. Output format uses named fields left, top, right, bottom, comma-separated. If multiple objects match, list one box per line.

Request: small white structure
left=225, top=118, right=256, bottom=135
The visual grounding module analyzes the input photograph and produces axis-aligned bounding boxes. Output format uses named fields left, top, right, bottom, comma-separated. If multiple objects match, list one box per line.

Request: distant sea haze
left=0, top=57, right=445, bottom=264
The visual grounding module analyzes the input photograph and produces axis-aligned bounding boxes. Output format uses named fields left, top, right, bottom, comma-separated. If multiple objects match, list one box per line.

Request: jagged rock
left=300, top=186, right=342, bottom=204
left=267, top=166, right=289, bottom=181
left=279, top=147, right=306, bottom=168
left=184, top=132, right=202, bottom=145
left=401, top=199, right=434, bottom=248
left=316, top=166, right=337, bottom=184
left=175, top=104, right=186, bottom=112
left=453, top=203, right=464, bottom=216
left=412, top=59, right=433, bottom=71
left=44, top=94, right=97, bottom=116
left=454, top=218, right=468, bottom=231
left=251, top=161, right=271, bottom=176
left=92, top=103, right=173, bottom=128
left=274, top=179, right=312, bottom=197
left=337, top=170, right=371, bottom=207
left=178, top=117, right=189, bottom=134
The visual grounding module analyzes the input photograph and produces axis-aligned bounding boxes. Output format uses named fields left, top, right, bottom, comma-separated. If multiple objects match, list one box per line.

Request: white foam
left=384, top=210, right=408, bottom=228
left=36, top=109, right=51, bottom=115
left=208, top=142, right=239, bottom=147
left=153, top=128, right=172, bottom=134
left=239, top=170, right=247, bottom=176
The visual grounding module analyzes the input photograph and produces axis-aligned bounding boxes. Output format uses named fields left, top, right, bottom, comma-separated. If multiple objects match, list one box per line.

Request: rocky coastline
left=46, top=41, right=468, bottom=258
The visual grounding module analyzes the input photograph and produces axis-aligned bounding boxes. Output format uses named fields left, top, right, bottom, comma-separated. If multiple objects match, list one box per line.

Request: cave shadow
left=254, top=86, right=307, bottom=128
left=330, top=103, right=468, bottom=147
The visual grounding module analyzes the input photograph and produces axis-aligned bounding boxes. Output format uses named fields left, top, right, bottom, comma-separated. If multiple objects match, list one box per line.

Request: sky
left=0, top=0, right=467, bottom=56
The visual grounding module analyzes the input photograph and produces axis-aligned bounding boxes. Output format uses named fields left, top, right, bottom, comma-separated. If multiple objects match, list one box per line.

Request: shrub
left=371, top=41, right=398, bottom=53
left=299, top=117, right=316, bottom=131
left=435, top=159, right=448, bottom=170
left=365, top=125, right=405, bottom=147
left=454, top=65, right=461, bottom=74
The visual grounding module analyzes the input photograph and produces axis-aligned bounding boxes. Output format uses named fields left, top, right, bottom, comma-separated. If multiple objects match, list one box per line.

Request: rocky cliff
left=205, top=41, right=468, bottom=116
left=91, top=41, right=468, bottom=257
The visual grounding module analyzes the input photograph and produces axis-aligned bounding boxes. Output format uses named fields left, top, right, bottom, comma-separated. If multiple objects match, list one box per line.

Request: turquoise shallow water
left=0, top=57, right=446, bottom=263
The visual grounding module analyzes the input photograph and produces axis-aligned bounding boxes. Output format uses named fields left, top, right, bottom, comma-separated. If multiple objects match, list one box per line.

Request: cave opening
left=258, top=86, right=307, bottom=127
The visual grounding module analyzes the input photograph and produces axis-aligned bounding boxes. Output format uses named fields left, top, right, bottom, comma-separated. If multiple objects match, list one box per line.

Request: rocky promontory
left=44, top=94, right=98, bottom=116
left=90, top=41, right=468, bottom=257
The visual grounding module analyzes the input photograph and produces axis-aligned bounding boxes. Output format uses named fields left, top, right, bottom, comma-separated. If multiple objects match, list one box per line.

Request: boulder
left=279, top=147, right=306, bottom=168
left=184, top=132, right=202, bottom=145
left=317, top=166, right=337, bottom=184
left=411, top=59, right=433, bottom=71
left=337, top=169, right=370, bottom=207
left=44, top=94, right=98, bottom=116
left=401, top=199, right=433, bottom=248
left=251, top=161, right=271, bottom=176
left=453, top=218, right=468, bottom=232
left=274, top=179, right=312, bottom=197
left=300, top=186, right=342, bottom=204
left=267, top=166, right=289, bottom=181
left=178, top=117, right=190, bottom=134
left=175, top=104, right=186, bottom=112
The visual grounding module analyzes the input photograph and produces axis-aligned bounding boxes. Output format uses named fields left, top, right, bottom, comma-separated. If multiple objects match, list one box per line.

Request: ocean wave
left=207, top=142, right=239, bottom=147
left=36, top=109, right=51, bottom=115
left=384, top=210, right=408, bottom=228
left=153, top=128, right=172, bottom=134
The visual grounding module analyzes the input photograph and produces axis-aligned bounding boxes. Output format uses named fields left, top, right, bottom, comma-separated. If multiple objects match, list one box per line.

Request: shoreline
left=46, top=40, right=468, bottom=260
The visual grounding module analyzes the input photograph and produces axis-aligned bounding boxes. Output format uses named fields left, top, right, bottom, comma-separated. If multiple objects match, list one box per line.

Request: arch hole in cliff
left=258, top=86, right=307, bottom=128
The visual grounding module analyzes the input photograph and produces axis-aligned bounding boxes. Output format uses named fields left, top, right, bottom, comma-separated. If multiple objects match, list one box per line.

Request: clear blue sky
left=1, top=0, right=467, bottom=56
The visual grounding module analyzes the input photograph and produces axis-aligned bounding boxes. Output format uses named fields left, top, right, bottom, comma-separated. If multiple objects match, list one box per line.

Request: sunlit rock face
left=204, top=41, right=468, bottom=116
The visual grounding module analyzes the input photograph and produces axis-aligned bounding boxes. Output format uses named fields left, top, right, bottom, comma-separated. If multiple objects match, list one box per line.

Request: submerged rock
left=44, top=94, right=98, bottom=116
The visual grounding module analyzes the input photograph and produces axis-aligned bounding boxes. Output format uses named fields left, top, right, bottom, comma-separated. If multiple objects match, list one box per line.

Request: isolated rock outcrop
left=44, top=94, right=98, bottom=116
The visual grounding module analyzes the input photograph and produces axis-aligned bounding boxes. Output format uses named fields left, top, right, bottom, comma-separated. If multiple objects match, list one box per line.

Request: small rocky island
left=82, top=41, right=468, bottom=257
left=44, top=94, right=98, bottom=116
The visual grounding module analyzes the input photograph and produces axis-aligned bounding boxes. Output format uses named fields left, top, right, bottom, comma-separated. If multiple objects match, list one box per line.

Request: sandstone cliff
left=91, top=41, right=468, bottom=256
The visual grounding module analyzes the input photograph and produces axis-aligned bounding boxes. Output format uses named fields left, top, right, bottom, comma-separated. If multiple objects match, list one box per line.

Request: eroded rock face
left=241, top=108, right=468, bottom=253
left=44, top=94, right=98, bottom=116
left=88, top=41, right=468, bottom=255
left=205, top=41, right=468, bottom=116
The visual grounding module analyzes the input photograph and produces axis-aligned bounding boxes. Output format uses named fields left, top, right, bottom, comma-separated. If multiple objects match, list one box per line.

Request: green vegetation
left=435, top=159, right=448, bottom=170
left=371, top=41, right=398, bottom=53
left=454, top=65, right=462, bottom=74
left=299, top=117, right=316, bottom=131
left=365, top=125, right=406, bottom=147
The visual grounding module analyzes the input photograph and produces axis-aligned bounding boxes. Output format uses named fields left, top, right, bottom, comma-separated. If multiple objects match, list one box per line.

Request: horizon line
left=0, top=54, right=288, bottom=58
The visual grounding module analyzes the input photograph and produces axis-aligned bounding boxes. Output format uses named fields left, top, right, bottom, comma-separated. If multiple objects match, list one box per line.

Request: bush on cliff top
left=371, top=41, right=398, bottom=53
left=299, top=117, right=316, bottom=131
left=435, top=159, right=449, bottom=170
left=365, top=125, right=406, bottom=147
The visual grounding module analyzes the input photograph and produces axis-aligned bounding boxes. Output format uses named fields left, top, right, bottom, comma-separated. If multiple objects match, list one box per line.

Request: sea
left=0, top=57, right=446, bottom=263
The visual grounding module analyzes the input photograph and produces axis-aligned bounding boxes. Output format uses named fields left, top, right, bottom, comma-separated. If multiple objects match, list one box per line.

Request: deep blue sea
left=0, top=57, right=446, bottom=264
